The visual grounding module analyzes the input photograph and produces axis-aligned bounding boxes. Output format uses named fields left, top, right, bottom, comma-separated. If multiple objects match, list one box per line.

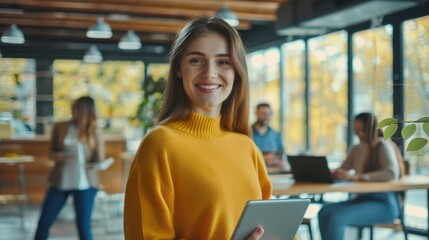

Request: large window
left=353, top=25, right=394, bottom=127
left=53, top=60, right=144, bottom=138
left=281, top=40, right=306, bottom=154
left=404, top=15, right=429, bottom=169
left=308, top=31, right=348, bottom=160
left=0, top=58, right=36, bottom=134
left=403, top=14, right=429, bottom=232
left=248, top=47, right=281, bottom=130
left=147, top=63, right=169, bottom=82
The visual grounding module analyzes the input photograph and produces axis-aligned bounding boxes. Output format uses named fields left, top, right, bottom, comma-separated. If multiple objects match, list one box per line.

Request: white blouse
left=57, top=125, right=91, bottom=190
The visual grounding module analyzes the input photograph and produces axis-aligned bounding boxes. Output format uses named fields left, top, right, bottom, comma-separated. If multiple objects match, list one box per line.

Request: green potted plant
left=132, top=75, right=165, bottom=134
left=378, top=116, right=429, bottom=152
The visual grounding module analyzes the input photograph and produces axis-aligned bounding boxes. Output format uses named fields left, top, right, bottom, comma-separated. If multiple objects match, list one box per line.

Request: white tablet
left=230, top=199, right=310, bottom=240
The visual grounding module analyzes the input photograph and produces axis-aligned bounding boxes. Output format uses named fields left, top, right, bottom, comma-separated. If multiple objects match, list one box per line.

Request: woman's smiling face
left=178, top=32, right=235, bottom=117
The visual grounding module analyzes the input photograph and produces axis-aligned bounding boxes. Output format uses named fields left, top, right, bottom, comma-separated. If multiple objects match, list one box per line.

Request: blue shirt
left=252, top=125, right=284, bottom=153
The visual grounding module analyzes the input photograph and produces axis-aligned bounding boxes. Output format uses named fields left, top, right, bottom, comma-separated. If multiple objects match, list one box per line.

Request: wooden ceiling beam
left=0, top=11, right=253, bottom=34
left=0, top=17, right=182, bottom=34
left=0, top=0, right=280, bottom=21
left=85, top=0, right=281, bottom=11
left=0, top=0, right=280, bottom=45
left=81, top=0, right=286, bottom=4
left=4, top=27, right=174, bottom=44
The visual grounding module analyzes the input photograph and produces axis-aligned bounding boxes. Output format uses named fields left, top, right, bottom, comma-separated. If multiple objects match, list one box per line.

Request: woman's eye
left=190, top=58, right=203, bottom=63
left=219, top=60, right=230, bottom=65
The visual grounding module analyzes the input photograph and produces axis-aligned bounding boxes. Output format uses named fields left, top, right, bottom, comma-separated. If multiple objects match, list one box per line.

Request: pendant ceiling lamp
left=1, top=24, right=25, bottom=44
left=118, top=30, right=141, bottom=50
left=83, top=45, right=103, bottom=63
left=214, top=5, right=239, bottom=27
left=86, top=17, right=113, bottom=39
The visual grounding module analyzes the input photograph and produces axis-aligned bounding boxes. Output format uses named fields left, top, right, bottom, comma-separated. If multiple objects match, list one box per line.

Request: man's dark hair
left=256, top=103, right=271, bottom=109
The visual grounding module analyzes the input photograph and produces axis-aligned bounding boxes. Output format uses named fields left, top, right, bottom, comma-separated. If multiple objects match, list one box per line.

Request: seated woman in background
left=318, top=112, right=406, bottom=240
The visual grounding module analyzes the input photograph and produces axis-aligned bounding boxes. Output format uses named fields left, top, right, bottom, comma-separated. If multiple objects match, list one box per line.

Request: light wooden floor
left=0, top=191, right=427, bottom=240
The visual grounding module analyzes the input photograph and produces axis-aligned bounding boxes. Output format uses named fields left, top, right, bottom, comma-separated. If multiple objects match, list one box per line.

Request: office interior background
left=0, top=0, right=428, bottom=239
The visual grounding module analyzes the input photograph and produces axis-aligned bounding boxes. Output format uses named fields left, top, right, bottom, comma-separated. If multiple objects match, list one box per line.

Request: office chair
left=355, top=191, right=408, bottom=240
left=355, top=160, right=410, bottom=240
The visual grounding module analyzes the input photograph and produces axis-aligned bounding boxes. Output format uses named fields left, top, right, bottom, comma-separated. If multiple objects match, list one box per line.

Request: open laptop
left=287, top=155, right=338, bottom=183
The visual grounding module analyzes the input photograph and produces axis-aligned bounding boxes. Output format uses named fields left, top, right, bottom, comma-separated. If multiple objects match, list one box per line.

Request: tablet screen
left=230, top=199, right=310, bottom=240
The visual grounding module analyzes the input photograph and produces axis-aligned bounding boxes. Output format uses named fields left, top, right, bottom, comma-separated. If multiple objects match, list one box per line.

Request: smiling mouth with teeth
left=197, top=85, right=221, bottom=90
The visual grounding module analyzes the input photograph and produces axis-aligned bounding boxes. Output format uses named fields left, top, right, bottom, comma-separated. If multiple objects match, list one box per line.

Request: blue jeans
left=318, top=192, right=399, bottom=240
left=34, top=187, right=98, bottom=240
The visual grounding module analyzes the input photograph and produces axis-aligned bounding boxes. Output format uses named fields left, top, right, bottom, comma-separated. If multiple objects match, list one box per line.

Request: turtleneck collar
left=168, top=112, right=225, bottom=138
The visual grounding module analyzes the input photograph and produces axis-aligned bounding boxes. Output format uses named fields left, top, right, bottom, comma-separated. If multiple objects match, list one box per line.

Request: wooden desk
left=0, top=155, right=34, bottom=229
left=271, top=174, right=429, bottom=195
left=271, top=174, right=429, bottom=238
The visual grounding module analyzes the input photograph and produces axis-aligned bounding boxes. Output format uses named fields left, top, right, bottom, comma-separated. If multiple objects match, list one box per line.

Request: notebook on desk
left=287, top=155, right=339, bottom=183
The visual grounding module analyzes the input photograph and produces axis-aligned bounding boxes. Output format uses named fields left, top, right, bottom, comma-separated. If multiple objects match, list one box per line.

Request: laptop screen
left=287, top=155, right=336, bottom=183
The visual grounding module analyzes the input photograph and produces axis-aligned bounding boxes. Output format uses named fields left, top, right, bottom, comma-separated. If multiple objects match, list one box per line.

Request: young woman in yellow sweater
left=124, top=17, right=272, bottom=239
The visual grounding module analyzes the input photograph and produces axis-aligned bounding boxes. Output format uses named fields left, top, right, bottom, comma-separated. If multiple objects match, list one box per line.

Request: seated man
left=251, top=103, right=286, bottom=169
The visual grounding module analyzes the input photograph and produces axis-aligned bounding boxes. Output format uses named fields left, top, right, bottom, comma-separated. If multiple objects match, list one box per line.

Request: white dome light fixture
left=86, top=17, right=113, bottom=39
left=118, top=30, right=141, bottom=50
left=83, top=45, right=103, bottom=63
left=1, top=24, right=25, bottom=44
left=214, top=5, right=239, bottom=27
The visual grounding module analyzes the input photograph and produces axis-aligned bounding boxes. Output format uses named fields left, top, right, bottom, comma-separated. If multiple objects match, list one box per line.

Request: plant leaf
left=423, top=123, right=429, bottom=136
left=416, top=116, right=429, bottom=123
left=401, top=124, right=416, bottom=141
left=378, top=118, right=397, bottom=128
left=383, top=124, right=398, bottom=140
left=406, top=138, right=428, bottom=151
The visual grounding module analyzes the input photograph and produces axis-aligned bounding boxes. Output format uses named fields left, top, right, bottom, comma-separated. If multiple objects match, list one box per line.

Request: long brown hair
left=157, top=16, right=250, bottom=136
left=355, top=112, right=378, bottom=145
left=72, top=96, right=97, bottom=150
left=356, top=112, right=405, bottom=177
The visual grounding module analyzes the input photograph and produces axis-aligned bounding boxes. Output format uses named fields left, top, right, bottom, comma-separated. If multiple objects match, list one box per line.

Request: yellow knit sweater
left=124, top=112, right=272, bottom=239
